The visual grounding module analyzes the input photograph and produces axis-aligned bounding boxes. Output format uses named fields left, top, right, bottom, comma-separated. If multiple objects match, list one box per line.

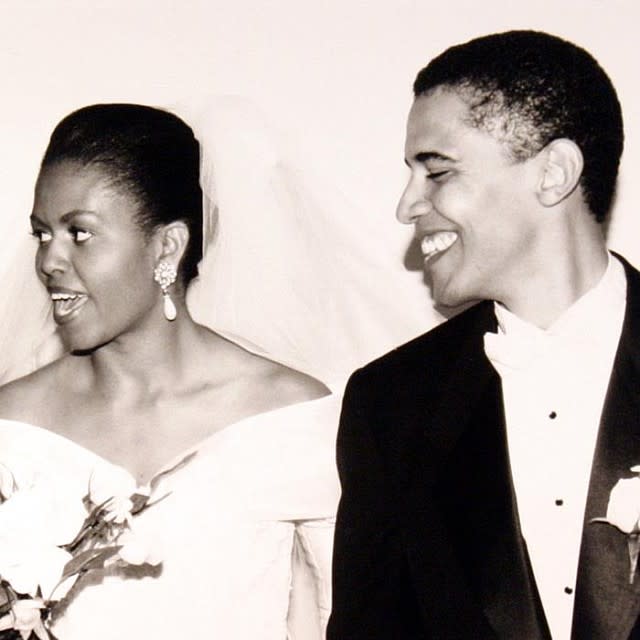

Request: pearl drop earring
left=153, top=261, right=178, bottom=321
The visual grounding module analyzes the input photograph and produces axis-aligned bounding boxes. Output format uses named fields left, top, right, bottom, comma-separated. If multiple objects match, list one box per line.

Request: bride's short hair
left=41, top=103, right=203, bottom=285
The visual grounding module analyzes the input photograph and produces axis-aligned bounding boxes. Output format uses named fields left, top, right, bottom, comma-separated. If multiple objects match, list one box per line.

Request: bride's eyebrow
left=30, top=210, right=97, bottom=226
left=59, top=210, right=98, bottom=224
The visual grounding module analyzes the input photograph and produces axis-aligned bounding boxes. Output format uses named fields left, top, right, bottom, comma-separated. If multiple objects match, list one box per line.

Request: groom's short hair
left=413, top=30, right=624, bottom=223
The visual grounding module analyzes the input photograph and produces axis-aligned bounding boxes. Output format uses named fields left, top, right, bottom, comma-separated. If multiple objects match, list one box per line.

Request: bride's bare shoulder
left=0, top=356, right=77, bottom=423
left=248, top=358, right=329, bottom=409
left=202, top=330, right=330, bottom=405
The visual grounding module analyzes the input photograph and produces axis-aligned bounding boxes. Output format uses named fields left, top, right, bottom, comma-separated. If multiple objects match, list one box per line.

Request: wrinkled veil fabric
left=0, top=96, right=429, bottom=386
left=183, top=95, right=432, bottom=385
left=0, top=238, right=63, bottom=383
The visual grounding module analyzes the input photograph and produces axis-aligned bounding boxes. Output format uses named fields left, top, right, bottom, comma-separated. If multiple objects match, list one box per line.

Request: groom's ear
left=535, top=138, right=584, bottom=207
left=154, top=221, right=190, bottom=266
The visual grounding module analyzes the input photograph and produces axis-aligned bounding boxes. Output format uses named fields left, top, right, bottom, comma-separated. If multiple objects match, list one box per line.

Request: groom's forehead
left=404, top=90, right=492, bottom=160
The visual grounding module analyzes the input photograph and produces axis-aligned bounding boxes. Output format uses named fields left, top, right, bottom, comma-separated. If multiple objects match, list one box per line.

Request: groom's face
left=397, top=87, right=543, bottom=309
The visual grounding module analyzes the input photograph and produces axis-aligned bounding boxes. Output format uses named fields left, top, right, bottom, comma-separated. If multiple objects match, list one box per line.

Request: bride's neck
left=82, top=314, right=210, bottom=402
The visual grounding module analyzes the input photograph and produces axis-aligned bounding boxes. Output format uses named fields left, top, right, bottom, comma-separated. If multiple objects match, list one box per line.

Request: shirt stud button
left=549, top=411, right=557, bottom=419
left=555, top=499, right=564, bottom=506
left=564, top=587, right=573, bottom=594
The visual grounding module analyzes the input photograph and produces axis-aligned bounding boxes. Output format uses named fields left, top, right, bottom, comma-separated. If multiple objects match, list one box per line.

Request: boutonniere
left=592, top=465, right=640, bottom=584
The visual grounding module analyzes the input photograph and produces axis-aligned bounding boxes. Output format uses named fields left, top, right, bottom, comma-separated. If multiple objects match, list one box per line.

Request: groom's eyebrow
left=415, top=151, right=453, bottom=164
left=404, top=151, right=454, bottom=166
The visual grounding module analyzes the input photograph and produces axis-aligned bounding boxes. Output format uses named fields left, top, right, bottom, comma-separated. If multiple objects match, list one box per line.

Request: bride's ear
left=155, top=221, right=190, bottom=267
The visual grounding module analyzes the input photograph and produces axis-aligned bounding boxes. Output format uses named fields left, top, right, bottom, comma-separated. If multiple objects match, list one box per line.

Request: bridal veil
left=0, top=96, right=429, bottom=386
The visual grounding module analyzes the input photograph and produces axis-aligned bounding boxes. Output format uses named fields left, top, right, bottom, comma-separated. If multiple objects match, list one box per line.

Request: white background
left=1, top=0, right=639, bottom=368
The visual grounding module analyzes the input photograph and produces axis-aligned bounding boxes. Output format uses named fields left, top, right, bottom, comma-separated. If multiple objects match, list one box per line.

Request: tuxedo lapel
left=402, top=302, right=550, bottom=639
left=573, top=259, right=640, bottom=640
left=438, top=371, right=551, bottom=639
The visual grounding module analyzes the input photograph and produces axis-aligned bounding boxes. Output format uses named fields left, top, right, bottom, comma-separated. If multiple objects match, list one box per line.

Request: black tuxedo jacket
left=328, top=257, right=640, bottom=640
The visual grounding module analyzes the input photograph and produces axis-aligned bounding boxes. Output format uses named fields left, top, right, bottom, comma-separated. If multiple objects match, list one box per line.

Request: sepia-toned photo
left=1, top=1, right=639, bottom=638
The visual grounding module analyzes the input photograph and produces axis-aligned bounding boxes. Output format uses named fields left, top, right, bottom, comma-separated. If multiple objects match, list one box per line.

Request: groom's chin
left=428, top=279, right=480, bottom=319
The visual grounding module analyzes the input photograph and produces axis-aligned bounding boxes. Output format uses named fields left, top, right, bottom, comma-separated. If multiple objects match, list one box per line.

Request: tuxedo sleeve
left=327, top=369, right=425, bottom=639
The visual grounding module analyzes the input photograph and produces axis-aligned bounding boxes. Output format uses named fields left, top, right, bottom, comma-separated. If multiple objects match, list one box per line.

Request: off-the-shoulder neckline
left=0, top=392, right=335, bottom=485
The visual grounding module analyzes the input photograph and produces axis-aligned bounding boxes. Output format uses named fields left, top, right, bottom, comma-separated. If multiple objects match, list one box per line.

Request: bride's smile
left=0, top=103, right=336, bottom=640
left=31, top=161, right=164, bottom=352
left=49, top=289, right=89, bottom=323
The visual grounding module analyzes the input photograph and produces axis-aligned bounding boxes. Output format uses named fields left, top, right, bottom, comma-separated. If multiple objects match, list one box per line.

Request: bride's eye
left=31, top=229, right=52, bottom=244
left=70, top=227, right=93, bottom=244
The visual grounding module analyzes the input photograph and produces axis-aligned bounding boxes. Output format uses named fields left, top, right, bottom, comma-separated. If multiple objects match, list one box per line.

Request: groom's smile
left=397, top=87, right=544, bottom=312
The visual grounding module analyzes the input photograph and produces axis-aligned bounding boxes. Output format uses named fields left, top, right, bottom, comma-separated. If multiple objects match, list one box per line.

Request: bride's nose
left=37, top=237, right=69, bottom=278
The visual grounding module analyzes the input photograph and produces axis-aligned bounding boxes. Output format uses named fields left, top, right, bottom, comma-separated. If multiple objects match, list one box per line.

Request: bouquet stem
left=628, top=533, right=640, bottom=584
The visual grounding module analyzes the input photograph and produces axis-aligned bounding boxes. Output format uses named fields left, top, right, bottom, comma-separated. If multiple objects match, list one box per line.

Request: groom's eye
left=426, top=170, right=450, bottom=182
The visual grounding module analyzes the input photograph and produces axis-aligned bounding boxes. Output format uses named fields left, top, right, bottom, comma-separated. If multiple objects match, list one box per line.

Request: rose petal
left=88, top=464, right=137, bottom=507
left=0, top=477, right=87, bottom=548
left=0, top=541, right=71, bottom=598
left=102, top=496, right=134, bottom=525
left=10, top=599, right=49, bottom=640
left=117, top=528, right=162, bottom=566
left=606, top=477, right=640, bottom=534
left=0, top=463, right=17, bottom=501
left=0, top=612, right=15, bottom=632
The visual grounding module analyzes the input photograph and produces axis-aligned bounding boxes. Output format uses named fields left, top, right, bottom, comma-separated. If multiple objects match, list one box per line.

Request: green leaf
left=62, top=499, right=114, bottom=552
left=62, top=546, right=121, bottom=579
left=0, top=583, right=16, bottom=615
left=129, top=493, right=149, bottom=514
left=135, top=491, right=172, bottom=515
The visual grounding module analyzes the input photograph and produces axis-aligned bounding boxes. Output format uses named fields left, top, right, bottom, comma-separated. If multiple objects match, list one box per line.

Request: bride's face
left=31, top=161, right=161, bottom=352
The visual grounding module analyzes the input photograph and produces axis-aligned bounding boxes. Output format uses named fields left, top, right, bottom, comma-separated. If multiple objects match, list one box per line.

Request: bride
left=0, top=103, right=340, bottom=638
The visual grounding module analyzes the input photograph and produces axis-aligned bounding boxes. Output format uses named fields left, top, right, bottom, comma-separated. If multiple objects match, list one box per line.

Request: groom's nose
left=396, top=174, right=433, bottom=225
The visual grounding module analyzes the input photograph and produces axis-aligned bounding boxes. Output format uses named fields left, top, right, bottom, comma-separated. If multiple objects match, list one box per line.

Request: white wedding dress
left=0, top=392, right=341, bottom=639
left=0, top=96, right=430, bottom=639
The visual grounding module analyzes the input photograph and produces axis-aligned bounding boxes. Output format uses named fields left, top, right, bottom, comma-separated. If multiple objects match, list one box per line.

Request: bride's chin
left=61, top=328, right=111, bottom=355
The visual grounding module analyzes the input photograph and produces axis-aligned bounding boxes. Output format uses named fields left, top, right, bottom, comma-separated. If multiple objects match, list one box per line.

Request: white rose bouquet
left=592, top=465, right=640, bottom=584
left=0, top=453, right=193, bottom=640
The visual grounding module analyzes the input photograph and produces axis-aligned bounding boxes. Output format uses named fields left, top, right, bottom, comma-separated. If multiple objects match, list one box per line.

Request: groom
left=328, top=30, right=640, bottom=639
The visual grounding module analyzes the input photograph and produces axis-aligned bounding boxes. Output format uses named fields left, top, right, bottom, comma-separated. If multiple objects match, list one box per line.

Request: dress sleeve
left=287, top=517, right=335, bottom=640
left=256, top=393, right=342, bottom=521
left=236, top=393, right=340, bottom=638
